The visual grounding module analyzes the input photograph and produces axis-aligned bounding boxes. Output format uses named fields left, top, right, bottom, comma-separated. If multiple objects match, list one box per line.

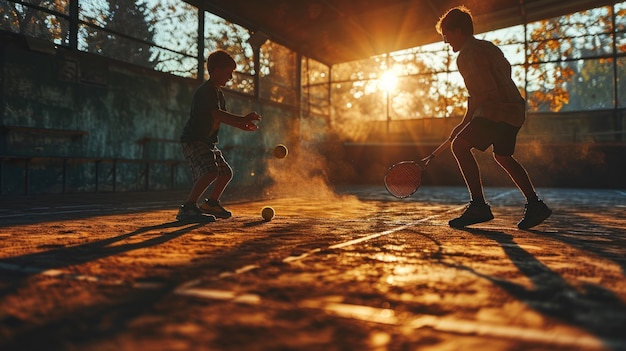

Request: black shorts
left=181, top=142, right=230, bottom=181
left=457, top=117, right=520, bottom=156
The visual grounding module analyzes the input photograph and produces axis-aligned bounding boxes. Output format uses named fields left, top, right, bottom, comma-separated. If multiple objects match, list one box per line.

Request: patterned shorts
left=181, top=142, right=230, bottom=181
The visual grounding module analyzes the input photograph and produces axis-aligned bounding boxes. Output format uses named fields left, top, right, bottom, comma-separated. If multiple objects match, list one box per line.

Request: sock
left=526, top=195, right=539, bottom=204
left=471, top=198, right=486, bottom=205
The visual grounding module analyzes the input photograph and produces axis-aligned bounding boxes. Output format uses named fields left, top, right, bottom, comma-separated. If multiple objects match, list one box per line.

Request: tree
left=82, top=0, right=155, bottom=69
left=0, top=0, right=70, bottom=44
left=525, top=6, right=614, bottom=112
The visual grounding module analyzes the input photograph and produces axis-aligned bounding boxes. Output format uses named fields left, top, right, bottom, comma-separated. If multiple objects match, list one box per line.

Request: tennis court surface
left=1, top=186, right=625, bottom=350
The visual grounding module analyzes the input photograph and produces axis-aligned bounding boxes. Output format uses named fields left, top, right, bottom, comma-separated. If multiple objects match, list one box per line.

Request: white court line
left=178, top=190, right=518, bottom=289
left=176, top=203, right=465, bottom=291
left=280, top=212, right=456, bottom=263
left=286, top=190, right=518, bottom=261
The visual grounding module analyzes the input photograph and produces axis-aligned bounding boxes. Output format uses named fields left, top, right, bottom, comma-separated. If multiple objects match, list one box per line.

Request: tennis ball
left=261, top=206, right=275, bottom=221
left=273, top=144, right=288, bottom=159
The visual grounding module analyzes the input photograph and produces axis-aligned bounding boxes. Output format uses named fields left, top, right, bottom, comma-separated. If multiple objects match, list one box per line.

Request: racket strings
left=384, top=163, right=422, bottom=198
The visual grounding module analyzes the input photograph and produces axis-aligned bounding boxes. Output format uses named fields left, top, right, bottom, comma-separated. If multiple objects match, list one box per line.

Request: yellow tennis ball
left=261, top=206, right=275, bottom=221
left=273, top=144, right=288, bottom=159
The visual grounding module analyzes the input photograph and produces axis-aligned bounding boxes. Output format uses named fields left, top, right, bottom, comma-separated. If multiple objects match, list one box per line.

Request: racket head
left=384, top=161, right=424, bottom=198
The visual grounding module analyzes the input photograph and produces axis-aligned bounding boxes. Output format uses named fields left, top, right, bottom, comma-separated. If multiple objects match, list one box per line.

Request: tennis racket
left=384, top=139, right=451, bottom=198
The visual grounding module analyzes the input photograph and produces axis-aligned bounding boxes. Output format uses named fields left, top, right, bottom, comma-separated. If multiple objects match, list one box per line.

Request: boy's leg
left=200, top=171, right=233, bottom=218
left=493, top=154, right=538, bottom=202
left=449, top=135, right=493, bottom=227
left=451, top=136, right=485, bottom=203
left=185, top=172, right=217, bottom=204
left=181, top=142, right=218, bottom=204
left=177, top=142, right=218, bottom=222
left=177, top=172, right=217, bottom=222
left=199, top=149, right=233, bottom=218
left=207, top=164, right=233, bottom=201
left=494, top=154, right=551, bottom=229
left=491, top=123, right=552, bottom=229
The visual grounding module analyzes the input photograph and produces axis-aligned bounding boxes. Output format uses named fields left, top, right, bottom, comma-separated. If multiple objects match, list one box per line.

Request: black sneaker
left=176, top=203, right=216, bottom=222
left=199, top=198, right=232, bottom=219
left=517, top=200, right=552, bottom=229
left=449, top=201, right=494, bottom=228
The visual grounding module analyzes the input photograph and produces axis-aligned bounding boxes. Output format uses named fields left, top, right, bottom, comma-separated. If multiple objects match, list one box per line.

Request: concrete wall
left=325, top=109, right=624, bottom=189
left=0, top=33, right=295, bottom=196
left=336, top=142, right=625, bottom=189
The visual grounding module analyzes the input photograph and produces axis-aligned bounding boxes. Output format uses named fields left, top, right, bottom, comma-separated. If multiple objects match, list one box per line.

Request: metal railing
left=0, top=155, right=185, bottom=195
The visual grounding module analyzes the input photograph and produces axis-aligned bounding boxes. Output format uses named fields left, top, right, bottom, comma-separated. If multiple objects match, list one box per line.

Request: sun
left=378, top=70, right=398, bottom=92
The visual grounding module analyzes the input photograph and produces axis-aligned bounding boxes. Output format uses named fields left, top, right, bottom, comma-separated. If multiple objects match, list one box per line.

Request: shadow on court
left=0, top=186, right=625, bottom=350
left=461, top=227, right=626, bottom=348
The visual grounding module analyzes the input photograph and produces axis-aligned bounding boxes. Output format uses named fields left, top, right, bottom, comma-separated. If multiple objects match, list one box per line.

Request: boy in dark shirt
left=177, top=50, right=261, bottom=222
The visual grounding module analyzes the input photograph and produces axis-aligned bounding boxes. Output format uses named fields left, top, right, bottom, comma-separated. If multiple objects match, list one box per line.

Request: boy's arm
left=211, top=109, right=261, bottom=131
left=449, top=96, right=477, bottom=140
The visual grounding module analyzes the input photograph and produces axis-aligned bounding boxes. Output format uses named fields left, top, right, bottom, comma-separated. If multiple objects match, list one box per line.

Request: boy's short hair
left=436, top=6, right=474, bottom=35
left=206, top=50, right=236, bottom=75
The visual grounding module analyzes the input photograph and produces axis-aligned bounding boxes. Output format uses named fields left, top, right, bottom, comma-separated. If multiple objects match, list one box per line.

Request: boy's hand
left=242, top=112, right=262, bottom=131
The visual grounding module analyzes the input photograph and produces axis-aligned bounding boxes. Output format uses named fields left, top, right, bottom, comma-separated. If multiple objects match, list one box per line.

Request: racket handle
left=429, top=139, right=451, bottom=159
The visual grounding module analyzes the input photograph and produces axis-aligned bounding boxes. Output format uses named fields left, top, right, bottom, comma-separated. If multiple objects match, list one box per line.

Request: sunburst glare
left=378, top=70, right=398, bottom=92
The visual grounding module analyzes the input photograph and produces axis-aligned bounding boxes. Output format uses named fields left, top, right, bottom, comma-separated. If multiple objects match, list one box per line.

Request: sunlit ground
left=0, top=185, right=625, bottom=350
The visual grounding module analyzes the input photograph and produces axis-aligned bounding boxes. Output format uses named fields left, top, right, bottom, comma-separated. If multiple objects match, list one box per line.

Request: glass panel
left=22, top=0, right=68, bottom=15
left=561, top=58, right=613, bottom=111
left=478, top=25, right=525, bottom=65
left=229, top=72, right=254, bottom=95
left=615, top=2, right=626, bottom=53
left=389, top=43, right=452, bottom=74
left=332, top=56, right=381, bottom=82
left=151, top=47, right=197, bottom=78
left=332, top=79, right=385, bottom=122
left=617, top=57, right=626, bottom=107
left=526, top=62, right=574, bottom=112
left=305, top=84, right=329, bottom=116
left=78, top=0, right=106, bottom=25
left=527, top=6, right=613, bottom=63
left=527, top=58, right=613, bottom=112
left=259, top=41, right=297, bottom=105
left=527, top=35, right=613, bottom=62
left=0, top=2, right=69, bottom=45
left=204, top=11, right=253, bottom=85
left=302, top=57, right=330, bottom=117
left=78, top=24, right=158, bottom=70
left=78, top=0, right=197, bottom=77
left=302, top=57, right=329, bottom=85
left=146, top=0, right=197, bottom=56
left=512, top=65, right=526, bottom=99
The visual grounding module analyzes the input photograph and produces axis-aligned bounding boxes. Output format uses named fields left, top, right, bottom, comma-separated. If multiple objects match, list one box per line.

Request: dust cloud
left=263, top=142, right=360, bottom=205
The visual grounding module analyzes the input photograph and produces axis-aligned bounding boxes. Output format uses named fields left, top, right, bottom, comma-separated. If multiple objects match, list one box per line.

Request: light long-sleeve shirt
left=457, top=37, right=525, bottom=127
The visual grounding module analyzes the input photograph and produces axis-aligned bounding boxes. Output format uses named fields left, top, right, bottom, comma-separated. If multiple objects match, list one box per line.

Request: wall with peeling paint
left=0, top=33, right=296, bottom=195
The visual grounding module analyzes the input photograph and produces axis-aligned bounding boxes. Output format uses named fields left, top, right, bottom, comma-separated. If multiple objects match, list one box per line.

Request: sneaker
left=517, top=200, right=552, bottom=229
left=199, top=198, right=232, bottom=219
left=176, top=203, right=216, bottom=222
left=449, top=201, right=494, bottom=228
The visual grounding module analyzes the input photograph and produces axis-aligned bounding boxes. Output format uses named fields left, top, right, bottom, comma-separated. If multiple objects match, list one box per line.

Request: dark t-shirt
left=180, top=79, right=226, bottom=145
